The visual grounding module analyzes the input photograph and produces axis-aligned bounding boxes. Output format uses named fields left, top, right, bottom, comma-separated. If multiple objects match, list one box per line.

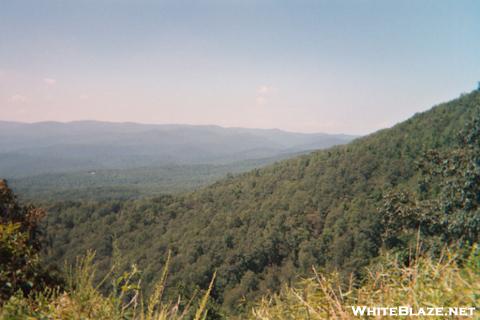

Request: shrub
left=0, top=250, right=216, bottom=320
left=250, top=246, right=479, bottom=319
left=0, top=179, right=60, bottom=304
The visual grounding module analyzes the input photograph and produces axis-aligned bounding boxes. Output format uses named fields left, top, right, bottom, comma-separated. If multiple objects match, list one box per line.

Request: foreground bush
left=250, top=246, right=479, bottom=320
left=0, top=179, right=61, bottom=305
left=0, top=251, right=215, bottom=320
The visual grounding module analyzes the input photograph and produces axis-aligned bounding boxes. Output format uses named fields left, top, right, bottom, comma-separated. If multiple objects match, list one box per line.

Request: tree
left=0, top=180, right=59, bottom=304
left=380, top=116, right=480, bottom=251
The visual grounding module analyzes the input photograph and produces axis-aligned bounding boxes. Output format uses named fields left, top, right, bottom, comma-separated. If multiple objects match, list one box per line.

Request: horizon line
left=0, top=119, right=363, bottom=136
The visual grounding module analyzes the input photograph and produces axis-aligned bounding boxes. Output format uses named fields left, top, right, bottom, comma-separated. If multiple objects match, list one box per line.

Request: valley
left=36, top=91, right=480, bottom=315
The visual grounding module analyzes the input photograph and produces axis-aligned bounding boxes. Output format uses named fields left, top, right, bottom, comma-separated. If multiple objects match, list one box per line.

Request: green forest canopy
left=32, top=90, right=480, bottom=314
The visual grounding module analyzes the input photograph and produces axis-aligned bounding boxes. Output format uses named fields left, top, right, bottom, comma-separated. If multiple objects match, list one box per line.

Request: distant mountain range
left=0, top=121, right=355, bottom=178
left=40, top=91, right=480, bottom=313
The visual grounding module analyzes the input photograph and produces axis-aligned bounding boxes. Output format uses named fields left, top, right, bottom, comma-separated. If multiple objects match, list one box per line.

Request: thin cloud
left=256, top=85, right=277, bottom=106
left=10, top=94, right=28, bottom=103
left=257, top=85, right=277, bottom=95
left=43, top=78, right=57, bottom=85
left=256, top=96, right=267, bottom=106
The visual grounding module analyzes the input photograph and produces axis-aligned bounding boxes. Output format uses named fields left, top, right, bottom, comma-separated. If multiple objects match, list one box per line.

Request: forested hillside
left=10, top=156, right=299, bottom=202
left=40, top=91, right=480, bottom=314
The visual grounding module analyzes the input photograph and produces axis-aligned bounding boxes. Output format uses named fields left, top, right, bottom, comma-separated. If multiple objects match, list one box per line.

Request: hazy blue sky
left=1, top=0, right=479, bottom=134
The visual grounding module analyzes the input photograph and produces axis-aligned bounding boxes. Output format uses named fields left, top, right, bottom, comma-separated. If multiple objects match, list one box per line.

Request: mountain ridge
left=41, top=91, right=480, bottom=313
left=0, top=121, right=355, bottom=178
left=0, top=120, right=358, bottom=136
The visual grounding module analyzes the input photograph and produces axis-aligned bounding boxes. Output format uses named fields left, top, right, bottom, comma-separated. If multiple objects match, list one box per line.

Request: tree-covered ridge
left=381, top=115, right=480, bottom=254
left=42, top=91, right=480, bottom=313
left=0, top=182, right=216, bottom=319
left=9, top=156, right=303, bottom=203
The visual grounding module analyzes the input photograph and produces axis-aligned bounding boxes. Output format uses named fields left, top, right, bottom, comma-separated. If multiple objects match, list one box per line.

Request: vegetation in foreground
left=250, top=246, right=480, bottom=319
left=0, top=179, right=216, bottom=319
left=0, top=180, right=60, bottom=305
left=39, top=91, right=480, bottom=312
left=1, top=92, right=479, bottom=318
left=1, top=251, right=216, bottom=320
left=1, top=240, right=478, bottom=319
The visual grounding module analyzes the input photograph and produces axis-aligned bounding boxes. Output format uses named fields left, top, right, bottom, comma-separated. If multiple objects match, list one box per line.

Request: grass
left=250, top=245, right=480, bottom=320
left=0, top=251, right=216, bottom=320
left=1, top=245, right=478, bottom=319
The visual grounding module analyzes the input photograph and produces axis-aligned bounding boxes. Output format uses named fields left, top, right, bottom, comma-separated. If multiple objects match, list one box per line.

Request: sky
left=0, top=0, right=479, bottom=134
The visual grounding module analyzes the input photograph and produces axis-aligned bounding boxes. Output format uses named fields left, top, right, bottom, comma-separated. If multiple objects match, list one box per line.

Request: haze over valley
left=0, top=120, right=354, bottom=200
left=1, top=1, right=479, bottom=319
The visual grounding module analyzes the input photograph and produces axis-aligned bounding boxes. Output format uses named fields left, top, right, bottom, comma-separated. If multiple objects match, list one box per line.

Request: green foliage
left=381, top=114, right=480, bottom=253
left=34, top=91, right=480, bottom=313
left=0, top=180, right=60, bottom=305
left=10, top=158, right=295, bottom=203
left=0, top=250, right=216, bottom=320
left=250, top=245, right=480, bottom=319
